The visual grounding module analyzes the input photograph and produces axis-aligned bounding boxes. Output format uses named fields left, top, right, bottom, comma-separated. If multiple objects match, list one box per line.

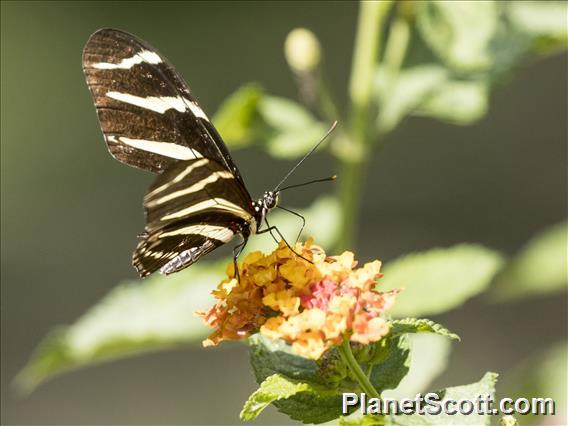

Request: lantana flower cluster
left=196, top=240, right=398, bottom=359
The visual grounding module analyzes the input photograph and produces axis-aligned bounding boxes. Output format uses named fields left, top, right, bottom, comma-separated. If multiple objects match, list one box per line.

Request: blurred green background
left=1, top=1, right=566, bottom=425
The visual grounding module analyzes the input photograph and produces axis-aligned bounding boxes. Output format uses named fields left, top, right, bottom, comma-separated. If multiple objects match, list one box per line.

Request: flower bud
left=284, top=28, right=321, bottom=73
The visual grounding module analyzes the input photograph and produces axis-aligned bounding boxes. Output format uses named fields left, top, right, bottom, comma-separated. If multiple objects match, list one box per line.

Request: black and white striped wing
left=82, top=28, right=245, bottom=184
left=133, top=158, right=256, bottom=277
left=82, top=28, right=256, bottom=277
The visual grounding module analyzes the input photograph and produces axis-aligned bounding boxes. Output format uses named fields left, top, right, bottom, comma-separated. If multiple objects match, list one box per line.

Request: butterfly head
left=252, top=191, right=280, bottom=230
left=262, top=191, right=280, bottom=210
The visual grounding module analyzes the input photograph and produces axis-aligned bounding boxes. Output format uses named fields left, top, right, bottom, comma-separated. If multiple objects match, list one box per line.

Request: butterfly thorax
left=251, top=191, right=279, bottom=234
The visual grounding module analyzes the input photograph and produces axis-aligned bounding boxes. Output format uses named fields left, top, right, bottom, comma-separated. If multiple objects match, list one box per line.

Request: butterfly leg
left=232, top=235, right=248, bottom=282
left=276, top=205, right=306, bottom=244
left=264, top=224, right=280, bottom=245
left=258, top=217, right=313, bottom=264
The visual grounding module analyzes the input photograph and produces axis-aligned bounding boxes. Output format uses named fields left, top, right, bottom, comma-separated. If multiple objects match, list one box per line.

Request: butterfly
left=82, top=28, right=335, bottom=278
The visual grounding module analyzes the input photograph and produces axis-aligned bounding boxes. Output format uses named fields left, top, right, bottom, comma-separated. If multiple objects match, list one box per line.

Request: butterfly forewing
left=82, top=28, right=246, bottom=183
left=83, top=28, right=257, bottom=277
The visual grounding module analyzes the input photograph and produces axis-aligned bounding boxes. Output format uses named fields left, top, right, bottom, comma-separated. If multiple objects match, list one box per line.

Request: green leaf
left=369, top=335, right=411, bottom=393
left=384, top=334, right=453, bottom=400
left=272, top=384, right=347, bottom=424
left=389, top=319, right=460, bottom=341
left=417, top=1, right=499, bottom=72
left=247, top=320, right=456, bottom=422
left=414, top=80, right=488, bottom=125
left=212, top=83, right=264, bottom=148
left=240, top=374, right=311, bottom=421
left=214, top=87, right=330, bottom=158
left=248, top=336, right=349, bottom=423
left=16, top=262, right=223, bottom=393
left=386, top=372, right=499, bottom=426
left=340, top=414, right=385, bottom=426
left=375, top=65, right=488, bottom=132
left=259, top=96, right=328, bottom=159
left=240, top=373, right=346, bottom=423
left=500, top=342, right=566, bottom=423
left=267, top=122, right=329, bottom=158
left=248, top=333, right=363, bottom=423
left=375, top=1, right=567, bottom=135
left=369, top=319, right=458, bottom=395
left=379, top=244, right=504, bottom=317
left=506, top=1, right=568, bottom=53
left=260, top=96, right=316, bottom=130
left=248, top=333, right=346, bottom=387
left=491, top=221, right=567, bottom=302
left=375, top=65, right=448, bottom=133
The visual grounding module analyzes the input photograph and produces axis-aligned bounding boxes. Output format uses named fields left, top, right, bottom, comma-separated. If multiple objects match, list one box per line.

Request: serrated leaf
left=241, top=373, right=347, bottom=424
left=273, top=385, right=346, bottom=424
left=491, top=221, right=567, bottom=302
left=240, top=374, right=310, bottom=421
left=417, top=1, right=499, bottom=72
left=249, top=333, right=339, bottom=387
left=248, top=335, right=350, bottom=423
left=379, top=244, right=504, bottom=317
left=369, top=320, right=457, bottom=395
left=212, top=83, right=264, bottom=148
left=369, top=335, right=411, bottom=393
left=247, top=334, right=348, bottom=423
left=386, top=372, right=499, bottom=426
left=16, top=262, right=223, bottom=393
left=389, top=319, right=460, bottom=341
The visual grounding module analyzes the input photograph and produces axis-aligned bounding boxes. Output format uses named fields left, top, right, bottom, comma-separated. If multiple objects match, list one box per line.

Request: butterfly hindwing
left=134, top=227, right=233, bottom=277
left=133, top=158, right=256, bottom=277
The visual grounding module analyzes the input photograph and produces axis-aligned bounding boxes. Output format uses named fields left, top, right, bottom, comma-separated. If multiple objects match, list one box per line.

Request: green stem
left=339, top=338, right=380, bottom=398
left=336, top=0, right=392, bottom=250
left=382, top=12, right=411, bottom=81
left=377, top=9, right=411, bottom=141
left=337, top=158, right=366, bottom=251
left=348, top=1, right=391, bottom=113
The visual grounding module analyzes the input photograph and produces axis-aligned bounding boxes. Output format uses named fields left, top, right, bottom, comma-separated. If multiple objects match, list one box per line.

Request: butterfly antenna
left=273, top=121, right=338, bottom=192
left=279, top=175, right=337, bottom=192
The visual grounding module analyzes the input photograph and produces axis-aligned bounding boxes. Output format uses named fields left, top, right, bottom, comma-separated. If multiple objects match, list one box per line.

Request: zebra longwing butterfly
left=82, top=28, right=334, bottom=278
